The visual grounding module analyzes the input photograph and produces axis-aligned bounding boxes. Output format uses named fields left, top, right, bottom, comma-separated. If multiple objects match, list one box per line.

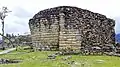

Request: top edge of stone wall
left=29, top=6, right=115, bottom=24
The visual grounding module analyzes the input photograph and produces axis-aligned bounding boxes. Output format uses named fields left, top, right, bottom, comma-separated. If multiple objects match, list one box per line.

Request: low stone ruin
left=47, top=54, right=57, bottom=59
left=29, top=6, right=115, bottom=51
left=0, top=58, right=22, bottom=64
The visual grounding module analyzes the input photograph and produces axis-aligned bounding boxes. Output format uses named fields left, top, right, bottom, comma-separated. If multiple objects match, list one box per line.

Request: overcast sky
left=0, top=0, right=120, bottom=36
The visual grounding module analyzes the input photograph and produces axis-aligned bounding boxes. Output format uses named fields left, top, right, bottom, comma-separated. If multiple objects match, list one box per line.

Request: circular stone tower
left=29, top=6, right=115, bottom=50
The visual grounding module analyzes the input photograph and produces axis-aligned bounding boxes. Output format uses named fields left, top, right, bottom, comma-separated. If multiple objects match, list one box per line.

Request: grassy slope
left=0, top=50, right=120, bottom=67
left=0, top=50, right=3, bottom=52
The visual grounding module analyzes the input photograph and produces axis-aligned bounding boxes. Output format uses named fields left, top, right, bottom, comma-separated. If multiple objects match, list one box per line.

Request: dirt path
left=0, top=48, right=16, bottom=55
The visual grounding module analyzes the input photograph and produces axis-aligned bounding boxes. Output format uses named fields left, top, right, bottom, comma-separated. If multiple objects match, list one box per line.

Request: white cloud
left=1, top=0, right=120, bottom=18
left=115, top=17, right=120, bottom=34
left=0, top=0, right=120, bottom=35
left=12, top=7, right=33, bottom=18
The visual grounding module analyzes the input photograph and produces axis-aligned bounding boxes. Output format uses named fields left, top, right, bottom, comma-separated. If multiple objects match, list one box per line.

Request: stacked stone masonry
left=29, top=6, right=115, bottom=50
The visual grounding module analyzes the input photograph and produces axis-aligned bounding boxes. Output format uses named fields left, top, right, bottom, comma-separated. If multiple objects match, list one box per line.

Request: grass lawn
left=0, top=50, right=120, bottom=67
left=0, top=50, right=3, bottom=52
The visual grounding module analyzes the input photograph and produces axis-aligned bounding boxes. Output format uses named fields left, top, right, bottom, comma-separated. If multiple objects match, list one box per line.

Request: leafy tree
left=0, top=7, right=11, bottom=50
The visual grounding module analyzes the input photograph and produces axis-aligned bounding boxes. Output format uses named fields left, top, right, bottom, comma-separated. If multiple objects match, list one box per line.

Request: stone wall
left=29, top=6, right=115, bottom=50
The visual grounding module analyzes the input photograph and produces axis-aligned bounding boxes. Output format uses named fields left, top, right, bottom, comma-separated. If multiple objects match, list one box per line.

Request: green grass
left=0, top=50, right=120, bottom=67
left=0, top=50, right=3, bottom=52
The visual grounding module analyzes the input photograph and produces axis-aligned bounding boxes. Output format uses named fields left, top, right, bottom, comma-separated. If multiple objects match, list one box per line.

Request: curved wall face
left=29, top=6, right=115, bottom=49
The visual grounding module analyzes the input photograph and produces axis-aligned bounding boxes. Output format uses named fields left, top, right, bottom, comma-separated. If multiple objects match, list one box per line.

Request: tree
left=0, top=7, right=11, bottom=50
left=0, top=33, right=13, bottom=48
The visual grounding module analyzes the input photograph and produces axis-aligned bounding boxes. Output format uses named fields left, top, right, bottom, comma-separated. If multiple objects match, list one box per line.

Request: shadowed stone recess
left=29, top=6, right=115, bottom=50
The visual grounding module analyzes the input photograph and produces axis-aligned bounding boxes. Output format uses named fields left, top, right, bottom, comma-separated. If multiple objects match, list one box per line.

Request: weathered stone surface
left=0, top=58, right=22, bottom=64
left=29, top=6, right=115, bottom=50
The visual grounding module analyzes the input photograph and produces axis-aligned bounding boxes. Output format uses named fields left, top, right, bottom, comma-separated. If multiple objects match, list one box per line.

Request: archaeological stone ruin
left=29, top=6, right=115, bottom=50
